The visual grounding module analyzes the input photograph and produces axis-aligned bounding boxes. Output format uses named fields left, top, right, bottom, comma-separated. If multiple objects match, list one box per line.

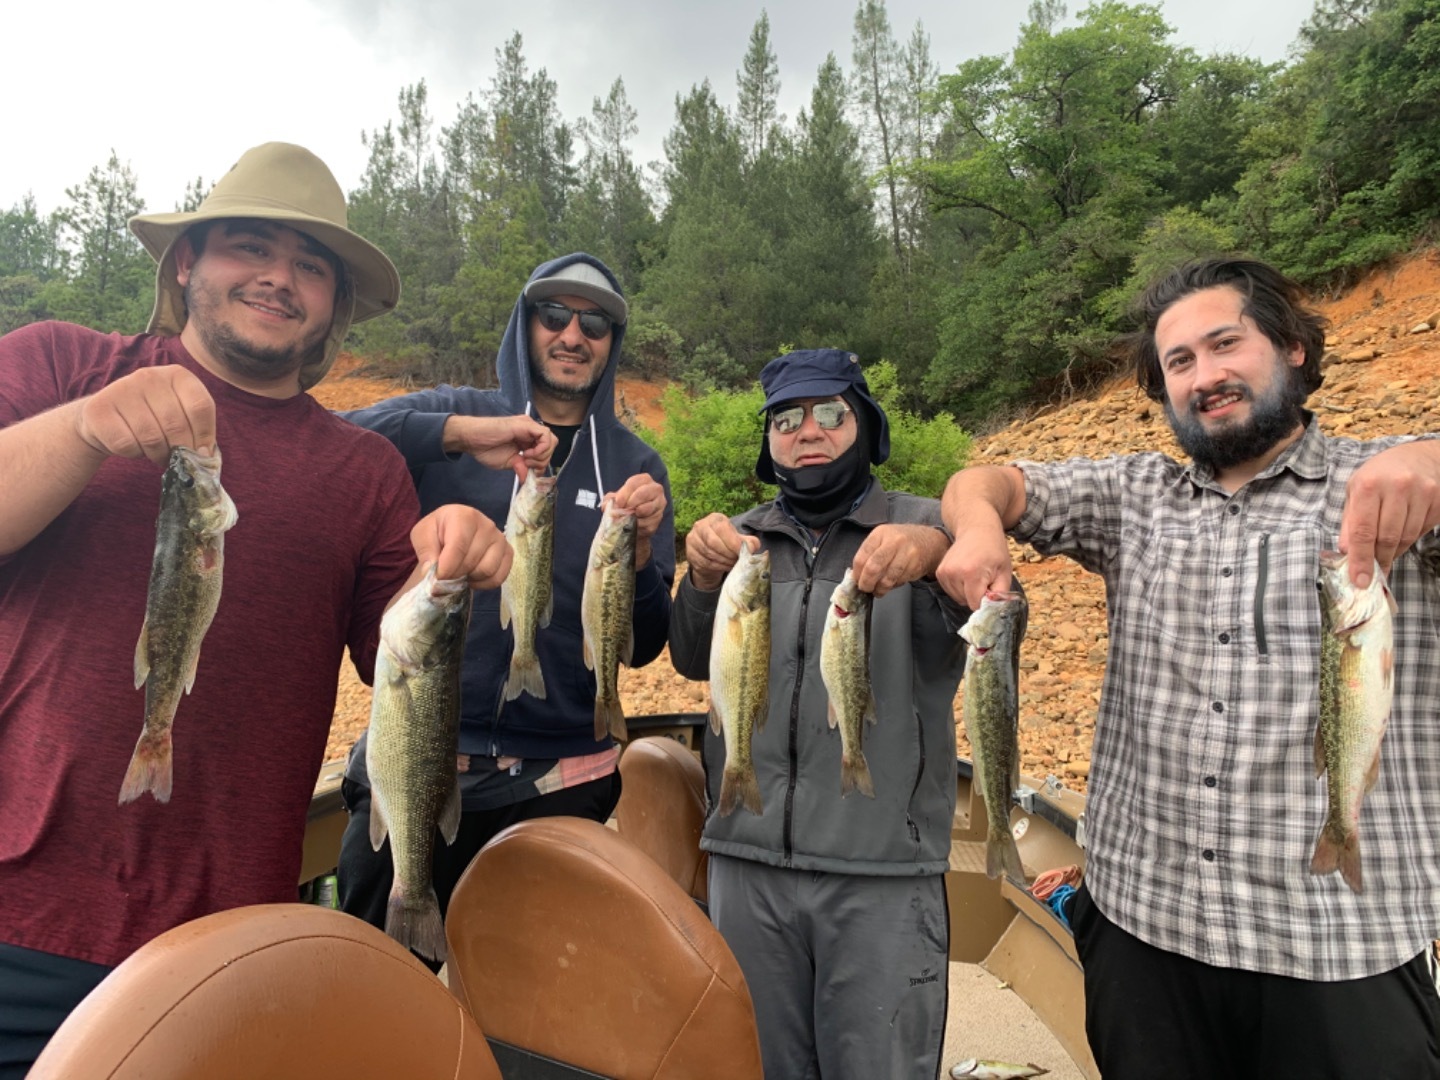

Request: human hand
left=610, top=473, right=667, bottom=567
left=852, top=524, right=950, bottom=598
left=1339, top=440, right=1440, bottom=587
left=74, top=366, right=217, bottom=465
left=443, top=415, right=556, bottom=480
left=935, top=516, right=1014, bottom=611
left=684, top=513, right=753, bottom=592
left=411, top=504, right=513, bottom=590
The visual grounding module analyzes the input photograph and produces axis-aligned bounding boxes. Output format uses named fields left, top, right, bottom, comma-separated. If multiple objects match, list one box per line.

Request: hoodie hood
left=495, top=253, right=628, bottom=431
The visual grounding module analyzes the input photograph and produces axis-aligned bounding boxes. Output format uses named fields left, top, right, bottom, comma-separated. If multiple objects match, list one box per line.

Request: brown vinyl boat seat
left=28, top=903, right=501, bottom=1080
left=615, top=735, right=709, bottom=905
left=446, top=815, right=762, bottom=1080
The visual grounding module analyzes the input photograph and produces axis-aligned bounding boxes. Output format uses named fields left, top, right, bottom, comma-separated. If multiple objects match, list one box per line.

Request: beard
left=1164, top=361, right=1308, bottom=472
left=184, top=277, right=327, bottom=383
left=528, top=342, right=606, bottom=402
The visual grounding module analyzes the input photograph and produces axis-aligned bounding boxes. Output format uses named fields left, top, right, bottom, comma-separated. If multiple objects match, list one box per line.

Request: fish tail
left=594, top=695, right=627, bottom=742
left=386, top=884, right=447, bottom=964
left=505, top=649, right=547, bottom=702
left=987, top=829, right=1025, bottom=883
left=118, top=728, right=173, bottom=804
left=1310, top=825, right=1364, bottom=894
left=719, top=766, right=763, bottom=817
left=840, top=750, right=876, bottom=799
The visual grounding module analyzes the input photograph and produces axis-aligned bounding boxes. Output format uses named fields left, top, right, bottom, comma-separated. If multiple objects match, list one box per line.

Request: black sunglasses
left=769, top=400, right=852, bottom=435
left=532, top=300, right=614, bottom=341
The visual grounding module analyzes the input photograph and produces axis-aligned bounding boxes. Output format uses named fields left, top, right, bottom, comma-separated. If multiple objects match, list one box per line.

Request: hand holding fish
left=410, top=504, right=512, bottom=591
left=441, top=414, right=556, bottom=480
left=852, top=523, right=950, bottom=597
left=75, top=365, right=217, bottom=464
left=609, top=472, right=667, bottom=568
left=938, top=465, right=1028, bottom=609
left=1339, top=439, right=1440, bottom=587
left=685, top=513, right=754, bottom=591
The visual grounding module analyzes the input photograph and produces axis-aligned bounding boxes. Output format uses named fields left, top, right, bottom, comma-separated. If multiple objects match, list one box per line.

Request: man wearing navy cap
left=669, top=349, right=974, bottom=1079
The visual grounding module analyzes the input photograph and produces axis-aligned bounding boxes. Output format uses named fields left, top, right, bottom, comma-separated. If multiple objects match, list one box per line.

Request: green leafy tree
left=44, top=152, right=152, bottom=333
left=737, top=11, right=784, bottom=164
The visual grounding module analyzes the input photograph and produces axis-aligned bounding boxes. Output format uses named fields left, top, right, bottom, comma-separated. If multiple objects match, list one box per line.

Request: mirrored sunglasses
left=532, top=300, right=614, bottom=341
left=769, top=400, right=852, bottom=435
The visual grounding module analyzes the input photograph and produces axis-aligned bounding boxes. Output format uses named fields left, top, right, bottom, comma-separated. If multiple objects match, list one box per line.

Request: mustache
left=1189, top=382, right=1251, bottom=412
left=231, top=288, right=301, bottom=320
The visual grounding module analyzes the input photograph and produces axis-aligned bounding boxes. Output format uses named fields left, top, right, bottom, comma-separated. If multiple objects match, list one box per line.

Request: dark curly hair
left=1120, top=257, right=1329, bottom=404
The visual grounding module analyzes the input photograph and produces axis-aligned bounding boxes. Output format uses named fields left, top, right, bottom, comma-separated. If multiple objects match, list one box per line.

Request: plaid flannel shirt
left=1014, top=418, right=1440, bottom=980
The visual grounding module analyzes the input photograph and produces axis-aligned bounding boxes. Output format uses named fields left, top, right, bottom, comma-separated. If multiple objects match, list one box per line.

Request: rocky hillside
left=314, top=252, right=1440, bottom=794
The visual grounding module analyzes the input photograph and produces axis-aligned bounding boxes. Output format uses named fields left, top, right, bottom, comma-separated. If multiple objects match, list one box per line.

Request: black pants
left=1072, top=884, right=1440, bottom=1079
left=0, top=942, right=112, bottom=1078
left=337, top=771, right=622, bottom=971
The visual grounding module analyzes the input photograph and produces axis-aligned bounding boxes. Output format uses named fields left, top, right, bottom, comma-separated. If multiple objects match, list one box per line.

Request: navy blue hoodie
left=341, top=254, right=676, bottom=759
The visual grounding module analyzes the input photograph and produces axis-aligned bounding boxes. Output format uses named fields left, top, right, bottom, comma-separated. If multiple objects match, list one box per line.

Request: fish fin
left=1363, top=742, right=1384, bottom=793
left=1381, top=645, right=1395, bottom=690
left=708, top=704, right=723, bottom=735
left=1383, top=579, right=1399, bottom=616
left=865, top=693, right=879, bottom=727
left=987, top=832, right=1026, bottom=883
left=719, top=766, right=763, bottom=817
left=1310, top=826, right=1364, bottom=894
left=541, top=586, right=554, bottom=630
left=505, top=650, right=547, bottom=702
left=386, top=885, right=447, bottom=964
left=499, top=590, right=512, bottom=629
left=840, top=751, right=876, bottom=799
left=595, top=696, right=627, bottom=742
left=439, top=777, right=462, bottom=846
left=133, top=621, right=150, bottom=688
left=827, top=699, right=839, bottom=730
left=1313, top=724, right=1328, bottom=778
left=621, top=626, right=634, bottom=668
left=118, top=727, right=173, bottom=804
left=369, top=794, right=390, bottom=852
left=183, top=648, right=201, bottom=695
left=582, top=632, right=595, bottom=671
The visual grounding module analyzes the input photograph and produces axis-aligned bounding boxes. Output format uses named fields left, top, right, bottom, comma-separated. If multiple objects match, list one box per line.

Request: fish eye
left=180, top=473, right=195, bottom=488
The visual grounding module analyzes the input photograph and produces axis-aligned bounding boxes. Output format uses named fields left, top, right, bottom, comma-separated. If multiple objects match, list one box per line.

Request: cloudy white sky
left=4, top=0, right=1316, bottom=217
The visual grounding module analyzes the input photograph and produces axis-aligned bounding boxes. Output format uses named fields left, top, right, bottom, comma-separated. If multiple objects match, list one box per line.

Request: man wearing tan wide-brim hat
left=129, top=140, right=401, bottom=393
left=0, top=141, right=548, bottom=1075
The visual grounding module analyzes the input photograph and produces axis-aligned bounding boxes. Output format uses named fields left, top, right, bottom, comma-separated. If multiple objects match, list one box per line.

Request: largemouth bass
left=366, top=566, right=471, bottom=962
left=960, top=590, right=1027, bottom=882
left=121, top=446, right=238, bottom=804
left=709, top=544, right=770, bottom=816
left=1311, top=550, right=1396, bottom=895
left=581, top=497, right=636, bottom=742
left=820, top=569, right=877, bottom=798
left=950, top=1059, right=1049, bottom=1079
left=500, top=472, right=557, bottom=701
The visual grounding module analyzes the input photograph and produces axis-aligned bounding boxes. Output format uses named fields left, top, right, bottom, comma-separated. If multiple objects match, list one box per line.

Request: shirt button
left=1218, top=633, right=1230, bottom=644
left=1221, top=567, right=1233, bottom=577
left=1204, top=776, right=1218, bottom=788
left=1227, top=504, right=1240, bottom=515
left=1212, top=701, right=1224, bottom=713
left=1202, top=849, right=1216, bottom=861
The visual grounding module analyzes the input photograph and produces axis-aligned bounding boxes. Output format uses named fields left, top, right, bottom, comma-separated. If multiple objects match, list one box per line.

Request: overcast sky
left=4, top=0, right=1316, bottom=217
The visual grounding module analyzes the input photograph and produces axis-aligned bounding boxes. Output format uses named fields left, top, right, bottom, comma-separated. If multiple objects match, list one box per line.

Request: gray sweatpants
left=708, top=854, right=949, bottom=1080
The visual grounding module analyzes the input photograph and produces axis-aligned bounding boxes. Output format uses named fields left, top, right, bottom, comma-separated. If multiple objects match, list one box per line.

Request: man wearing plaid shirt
left=938, top=257, right=1440, bottom=1078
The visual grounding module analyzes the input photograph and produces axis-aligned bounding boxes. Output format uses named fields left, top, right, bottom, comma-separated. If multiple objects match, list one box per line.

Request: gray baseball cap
left=523, top=260, right=628, bottom=325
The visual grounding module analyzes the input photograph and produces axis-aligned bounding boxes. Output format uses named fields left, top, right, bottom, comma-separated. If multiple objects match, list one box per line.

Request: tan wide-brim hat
left=129, top=142, right=400, bottom=390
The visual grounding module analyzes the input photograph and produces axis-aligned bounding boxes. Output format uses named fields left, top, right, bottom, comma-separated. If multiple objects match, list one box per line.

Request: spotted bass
left=1311, top=551, right=1396, bottom=895
left=121, top=446, right=238, bottom=804
left=709, top=544, right=770, bottom=816
left=581, top=497, right=636, bottom=742
left=366, top=565, right=471, bottom=962
left=960, top=590, right=1027, bottom=882
left=820, top=569, right=877, bottom=798
left=501, top=472, right=557, bottom=701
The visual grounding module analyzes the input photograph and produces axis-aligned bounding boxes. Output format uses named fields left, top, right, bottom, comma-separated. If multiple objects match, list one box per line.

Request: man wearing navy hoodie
left=336, top=254, right=675, bottom=954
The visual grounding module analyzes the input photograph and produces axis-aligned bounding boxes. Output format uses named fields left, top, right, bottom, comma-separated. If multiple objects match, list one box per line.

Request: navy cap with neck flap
left=755, top=349, right=890, bottom=484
